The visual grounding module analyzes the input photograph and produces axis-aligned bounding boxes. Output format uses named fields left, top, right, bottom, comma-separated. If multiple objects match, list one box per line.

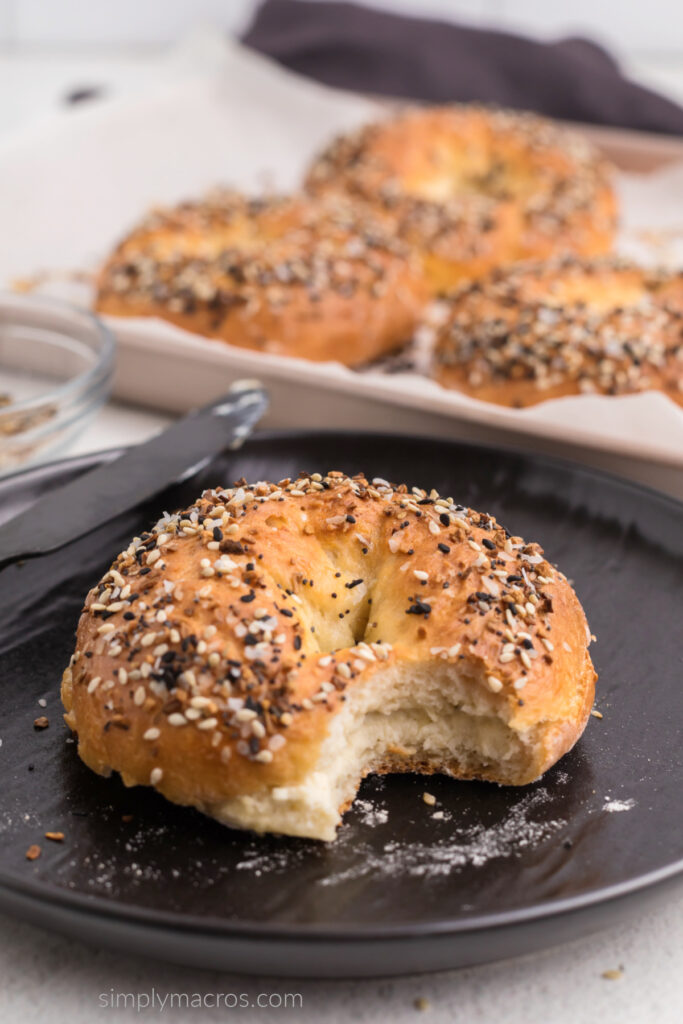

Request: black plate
left=0, top=431, right=682, bottom=978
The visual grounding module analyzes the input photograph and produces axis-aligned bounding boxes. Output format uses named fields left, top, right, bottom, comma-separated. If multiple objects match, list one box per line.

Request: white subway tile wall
left=0, top=0, right=680, bottom=56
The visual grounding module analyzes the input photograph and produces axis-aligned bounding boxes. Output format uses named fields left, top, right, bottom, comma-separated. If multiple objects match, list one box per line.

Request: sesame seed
left=167, top=713, right=187, bottom=727
left=150, top=767, right=163, bottom=785
left=197, top=717, right=219, bottom=731
left=143, top=727, right=160, bottom=741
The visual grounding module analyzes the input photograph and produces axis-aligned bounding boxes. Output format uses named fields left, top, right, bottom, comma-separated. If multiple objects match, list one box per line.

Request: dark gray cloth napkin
left=243, top=0, right=683, bottom=135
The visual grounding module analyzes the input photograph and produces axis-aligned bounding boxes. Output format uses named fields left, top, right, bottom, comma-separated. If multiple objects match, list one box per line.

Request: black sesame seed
left=406, top=600, right=431, bottom=616
left=438, top=543, right=451, bottom=554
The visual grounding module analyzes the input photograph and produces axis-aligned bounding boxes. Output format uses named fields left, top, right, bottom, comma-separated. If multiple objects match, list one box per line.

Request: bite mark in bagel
left=62, top=473, right=596, bottom=841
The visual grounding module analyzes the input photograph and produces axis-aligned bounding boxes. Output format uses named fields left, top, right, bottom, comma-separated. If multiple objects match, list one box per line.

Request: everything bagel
left=305, top=106, right=617, bottom=294
left=431, top=257, right=683, bottom=407
left=96, top=191, right=427, bottom=365
left=62, top=472, right=596, bottom=841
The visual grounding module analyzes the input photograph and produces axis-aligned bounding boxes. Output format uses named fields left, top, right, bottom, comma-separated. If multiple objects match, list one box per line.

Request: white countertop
left=1, top=42, right=682, bottom=1024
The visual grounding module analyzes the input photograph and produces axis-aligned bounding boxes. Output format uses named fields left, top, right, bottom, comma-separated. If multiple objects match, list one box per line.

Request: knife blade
left=0, top=380, right=268, bottom=570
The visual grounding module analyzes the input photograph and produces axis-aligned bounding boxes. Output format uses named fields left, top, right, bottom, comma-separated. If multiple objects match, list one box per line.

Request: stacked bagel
left=305, top=106, right=616, bottom=295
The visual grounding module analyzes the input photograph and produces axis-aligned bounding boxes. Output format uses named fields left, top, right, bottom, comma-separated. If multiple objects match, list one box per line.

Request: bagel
left=305, top=105, right=617, bottom=294
left=62, top=472, right=596, bottom=842
left=95, top=191, right=427, bottom=365
left=431, top=257, right=683, bottom=407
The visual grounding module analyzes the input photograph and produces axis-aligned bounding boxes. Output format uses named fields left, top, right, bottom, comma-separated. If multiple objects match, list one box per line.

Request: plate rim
left=1, top=856, right=682, bottom=943
left=4, top=426, right=683, bottom=519
left=2, top=428, right=682, bottom=944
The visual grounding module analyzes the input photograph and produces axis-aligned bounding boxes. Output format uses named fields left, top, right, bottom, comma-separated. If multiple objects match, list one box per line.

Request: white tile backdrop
left=0, top=0, right=681, bottom=57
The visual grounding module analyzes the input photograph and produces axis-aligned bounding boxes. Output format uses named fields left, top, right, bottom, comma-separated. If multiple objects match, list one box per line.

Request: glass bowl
left=0, top=293, right=115, bottom=476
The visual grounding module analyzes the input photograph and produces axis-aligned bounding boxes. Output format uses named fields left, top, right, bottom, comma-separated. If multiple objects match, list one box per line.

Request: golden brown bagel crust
left=305, top=106, right=617, bottom=293
left=62, top=472, right=596, bottom=835
left=432, top=257, right=683, bottom=407
left=95, top=192, right=427, bottom=365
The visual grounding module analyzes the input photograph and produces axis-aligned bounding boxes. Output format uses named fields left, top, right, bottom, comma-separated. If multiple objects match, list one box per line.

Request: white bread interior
left=203, top=662, right=544, bottom=842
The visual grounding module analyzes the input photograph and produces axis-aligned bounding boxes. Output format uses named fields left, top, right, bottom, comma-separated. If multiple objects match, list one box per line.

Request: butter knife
left=0, top=380, right=268, bottom=570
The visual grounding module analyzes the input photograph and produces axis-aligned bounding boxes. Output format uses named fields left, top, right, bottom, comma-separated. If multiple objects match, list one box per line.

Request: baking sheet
left=1, top=31, right=682, bottom=467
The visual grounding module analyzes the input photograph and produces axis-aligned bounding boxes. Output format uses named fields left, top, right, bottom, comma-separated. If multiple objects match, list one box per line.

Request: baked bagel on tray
left=430, top=256, right=683, bottom=407
left=62, top=472, right=596, bottom=841
left=305, top=105, right=617, bottom=294
left=96, top=191, right=427, bottom=365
